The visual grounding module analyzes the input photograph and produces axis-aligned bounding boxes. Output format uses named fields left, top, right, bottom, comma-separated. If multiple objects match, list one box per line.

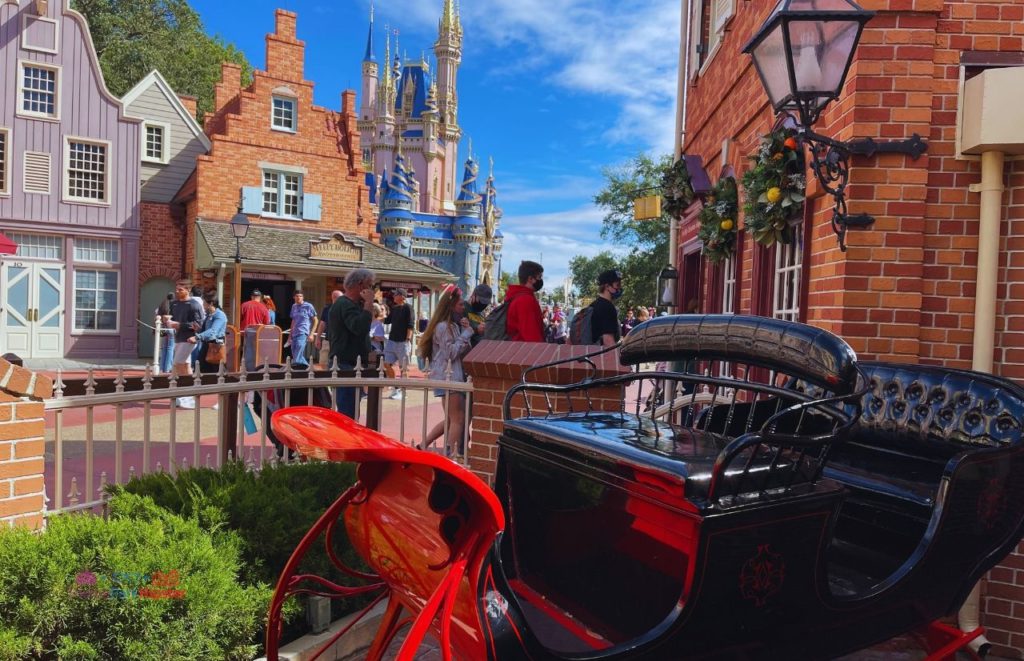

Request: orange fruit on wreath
left=766, top=187, right=783, bottom=204
left=720, top=219, right=734, bottom=231
left=784, top=137, right=798, bottom=150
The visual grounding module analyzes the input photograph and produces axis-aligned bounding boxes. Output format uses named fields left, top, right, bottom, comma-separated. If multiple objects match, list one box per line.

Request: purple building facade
left=0, top=0, right=141, bottom=359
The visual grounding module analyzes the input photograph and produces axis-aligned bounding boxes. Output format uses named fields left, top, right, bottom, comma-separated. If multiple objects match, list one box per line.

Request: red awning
left=0, top=232, right=16, bottom=255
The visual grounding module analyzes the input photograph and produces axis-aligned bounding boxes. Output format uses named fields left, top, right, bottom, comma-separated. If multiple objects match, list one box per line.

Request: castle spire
left=363, top=0, right=375, bottom=61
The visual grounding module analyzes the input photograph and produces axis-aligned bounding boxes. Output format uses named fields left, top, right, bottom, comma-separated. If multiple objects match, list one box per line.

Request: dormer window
left=142, top=121, right=170, bottom=164
left=272, top=96, right=296, bottom=132
left=19, top=61, right=59, bottom=119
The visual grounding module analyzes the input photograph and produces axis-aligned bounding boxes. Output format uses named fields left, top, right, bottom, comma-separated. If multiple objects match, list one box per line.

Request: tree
left=72, top=0, right=252, bottom=119
left=569, top=252, right=620, bottom=303
left=566, top=153, right=674, bottom=316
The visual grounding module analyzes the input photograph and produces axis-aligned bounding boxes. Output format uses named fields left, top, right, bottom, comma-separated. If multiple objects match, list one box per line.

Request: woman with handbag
left=189, top=295, right=228, bottom=376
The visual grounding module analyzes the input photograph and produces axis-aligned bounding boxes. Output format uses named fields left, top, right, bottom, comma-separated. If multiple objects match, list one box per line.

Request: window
left=262, top=170, right=302, bottom=217
left=272, top=96, right=296, bottom=131
left=20, top=62, right=58, bottom=118
left=142, top=122, right=169, bottom=164
left=772, top=227, right=803, bottom=322
left=74, top=238, right=120, bottom=264
left=7, top=232, right=62, bottom=260
left=0, top=128, right=8, bottom=194
left=65, top=139, right=109, bottom=203
left=721, top=255, right=736, bottom=315
left=690, top=0, right=735, bottom=78
left=74, top=269, right=119, bottom=331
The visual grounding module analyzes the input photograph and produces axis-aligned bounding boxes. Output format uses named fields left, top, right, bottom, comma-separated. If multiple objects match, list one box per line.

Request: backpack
left=568, top=304, right=598, bottom=346
left=481, top=291, right=529, bottom=341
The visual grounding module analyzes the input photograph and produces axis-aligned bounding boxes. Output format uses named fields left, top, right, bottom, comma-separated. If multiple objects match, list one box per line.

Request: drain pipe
left=958, top=148, right=1004, bottom=657
left=669, top=0, right=692, bottom=285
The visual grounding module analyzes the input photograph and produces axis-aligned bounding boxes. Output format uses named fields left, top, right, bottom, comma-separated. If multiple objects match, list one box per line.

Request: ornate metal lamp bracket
left=798, top=129, right=928, bottom=252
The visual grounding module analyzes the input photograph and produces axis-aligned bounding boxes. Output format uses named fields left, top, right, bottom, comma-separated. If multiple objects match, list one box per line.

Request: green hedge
left=0, top=493, right=268, bottom=660
left=111, top=460, right=369, bottom=644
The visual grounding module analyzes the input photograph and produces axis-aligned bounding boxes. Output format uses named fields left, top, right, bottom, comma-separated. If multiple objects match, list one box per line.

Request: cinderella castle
left=359, top=0, right=503, bottom=292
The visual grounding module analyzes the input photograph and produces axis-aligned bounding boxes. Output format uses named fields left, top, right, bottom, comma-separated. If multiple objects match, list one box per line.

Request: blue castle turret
left=452, top=156, right=484, bottom=291
left=379, top=153, right=416, bottom=257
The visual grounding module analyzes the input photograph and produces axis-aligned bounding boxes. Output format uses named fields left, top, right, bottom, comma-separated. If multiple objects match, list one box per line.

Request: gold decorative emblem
left=309, top=234, right=363, bottom=263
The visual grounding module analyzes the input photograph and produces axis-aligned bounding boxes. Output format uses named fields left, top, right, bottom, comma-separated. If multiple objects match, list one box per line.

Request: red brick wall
left=683, top=0, right=1024, bottom=653
left=0, top=358, right=52, bottom=530
left=195, top=9, right=371, bottom=246
left=138, top=202, right=185, bottom=284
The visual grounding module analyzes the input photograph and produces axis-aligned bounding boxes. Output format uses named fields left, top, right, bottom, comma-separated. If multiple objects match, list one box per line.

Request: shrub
left=112, top=461, right=369, bottom=644
left=0, top=493, right=268, bottom=660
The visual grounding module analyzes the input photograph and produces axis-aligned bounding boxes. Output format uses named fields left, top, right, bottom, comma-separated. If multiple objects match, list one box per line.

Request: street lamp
left=657, top=264, right=679, bottom=309
left=743, top=0, right=926, bottom=251
left=229, top=208, right=250, bottom=328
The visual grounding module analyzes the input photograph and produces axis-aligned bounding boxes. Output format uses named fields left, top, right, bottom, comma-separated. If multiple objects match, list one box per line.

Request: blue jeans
left=335, top=362, right=360, bottom=420
left=159, top=332, right=175, bottom=374
left=291, top=333, right=310, bottom=368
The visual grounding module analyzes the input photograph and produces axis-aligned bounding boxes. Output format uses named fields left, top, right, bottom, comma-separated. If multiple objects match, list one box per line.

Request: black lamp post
left=229, top=207, right=250, bottom=327
left=743, top=0, right=927, bottom=251
left=657, top=264, right=679, bottom=309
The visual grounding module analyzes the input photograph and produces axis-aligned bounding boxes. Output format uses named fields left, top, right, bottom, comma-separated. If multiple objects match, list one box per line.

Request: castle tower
left=434, top=0, right=463, bottom=212
left=453, top=155, right=484, bottom=291
left=481, top=158, right=503, bottom=287
left=379, top=152, right=416, bottom=257
left=358, top=2, right=377, bottom=169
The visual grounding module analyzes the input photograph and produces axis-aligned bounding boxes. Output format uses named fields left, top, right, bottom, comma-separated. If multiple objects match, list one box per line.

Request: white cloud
left=374, top=0, right=682, bottom=154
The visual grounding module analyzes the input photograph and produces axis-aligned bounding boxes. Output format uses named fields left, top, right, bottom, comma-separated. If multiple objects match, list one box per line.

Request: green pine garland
left=741, top=128, right=806, bottom=247
left=661, top=157, right=695, bottom=219
left=698, top=176, right=739, bottom=264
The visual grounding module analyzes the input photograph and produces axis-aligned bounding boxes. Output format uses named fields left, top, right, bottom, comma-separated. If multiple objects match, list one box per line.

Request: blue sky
left=189, top=0, right=681, bottom=288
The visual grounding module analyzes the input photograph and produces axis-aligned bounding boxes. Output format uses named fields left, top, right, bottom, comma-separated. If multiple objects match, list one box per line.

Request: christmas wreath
left=741, top=128, right=806, bottom=247
left=698, top=176, right=739, bottom=264
left=661, top=157, right=695, bottom=219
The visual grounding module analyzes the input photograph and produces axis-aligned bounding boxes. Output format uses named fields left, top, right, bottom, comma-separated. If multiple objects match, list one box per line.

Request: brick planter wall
left=0, top=358, right=52, bottom=530
left=463, top=341, right=630, bottom=486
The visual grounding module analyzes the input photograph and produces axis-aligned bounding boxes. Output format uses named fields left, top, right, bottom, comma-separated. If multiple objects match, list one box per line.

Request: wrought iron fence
left=44, top=358, right=473, bottom=515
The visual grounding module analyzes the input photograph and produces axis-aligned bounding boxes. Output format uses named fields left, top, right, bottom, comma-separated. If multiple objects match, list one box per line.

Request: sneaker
left=176, top=396, right=196, bottom=410
left=389, top=390, right=403, bottom=400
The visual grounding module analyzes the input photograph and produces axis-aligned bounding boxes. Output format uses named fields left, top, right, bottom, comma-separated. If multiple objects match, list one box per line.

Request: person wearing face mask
left=591, top=269, right=624, bottom=347
left=466, top=284, right=492, bottom=347
left=504, top=260, right=545, bottom=342
left=329, top=268, right=376, bottom=420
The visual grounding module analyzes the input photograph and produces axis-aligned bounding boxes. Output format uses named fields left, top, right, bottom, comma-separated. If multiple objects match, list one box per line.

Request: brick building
left=177, top=9, right=450, bottom=319
left=676, top=0, right=1024, bottom=653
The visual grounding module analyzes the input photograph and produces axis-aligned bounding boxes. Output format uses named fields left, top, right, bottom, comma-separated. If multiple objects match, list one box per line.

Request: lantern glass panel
left=786, top=18, right=861, bottom=96
left=789, top=0, right=860, bottom=10
left=752, top=26, right=792, bottom=109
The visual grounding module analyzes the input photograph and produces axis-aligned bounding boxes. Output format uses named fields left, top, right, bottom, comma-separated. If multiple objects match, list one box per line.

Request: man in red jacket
left=505, top=260, right=545, bottom=342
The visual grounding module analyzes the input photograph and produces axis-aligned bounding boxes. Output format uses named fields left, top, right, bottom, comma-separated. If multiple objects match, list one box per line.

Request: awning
left=0, top=232, right=17, bottom=255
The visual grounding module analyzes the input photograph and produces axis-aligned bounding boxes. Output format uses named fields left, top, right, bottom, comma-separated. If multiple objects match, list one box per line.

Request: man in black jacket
left=591, top=269, right=623, bottom=347
left=329, top=268, right=375, bottom=419
left=383, top=288, right=414, bottom=399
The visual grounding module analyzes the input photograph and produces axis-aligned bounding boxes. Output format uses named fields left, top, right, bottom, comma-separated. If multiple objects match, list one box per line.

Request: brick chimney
left=177, top=94, right=198, bottom=119
left=266, top=9, right=304, bottom=81
left=214, top=62, right=242, bottom=114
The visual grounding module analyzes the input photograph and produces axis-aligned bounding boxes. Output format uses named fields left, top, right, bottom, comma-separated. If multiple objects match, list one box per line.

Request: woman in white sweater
left=417, top=285, right=474, bottom=456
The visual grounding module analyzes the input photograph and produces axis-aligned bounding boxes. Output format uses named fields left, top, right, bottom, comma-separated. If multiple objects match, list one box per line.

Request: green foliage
left=112, top=461, right=368, bottom=644
left=569, top=252, right=620, bottom=303
left=660, top=157, right=695, bottom=219
left=0, top=493, right=268, bottom=660
left=698, top=177, right=739, bottom=264
left=741, top=129, right=806, bottom=247
left=588, top=153, right=674, bottom=314
left=71, top=0, right=253, bottom=120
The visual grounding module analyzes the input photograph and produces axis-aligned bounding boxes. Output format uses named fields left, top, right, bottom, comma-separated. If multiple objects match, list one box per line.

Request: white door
left=2, top=262, right=65, bottom=358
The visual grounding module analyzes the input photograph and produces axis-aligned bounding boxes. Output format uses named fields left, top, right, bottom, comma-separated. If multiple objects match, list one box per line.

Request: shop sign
left=380, top=280, right=423, bottom=291
left=309, top=234, right=363, bottom=263
left=246, top=272, right=289, bottom=281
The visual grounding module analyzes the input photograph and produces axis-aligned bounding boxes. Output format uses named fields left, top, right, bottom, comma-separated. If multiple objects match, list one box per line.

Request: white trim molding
left=141, top=120, right=171, bottom=165
left=20, top=13, right=59, bottom=55
left=16, top=59, right=61, bottom=121
left=63, top=136, right=113, bottom=206
left=121, top=70, right=211, bottom=150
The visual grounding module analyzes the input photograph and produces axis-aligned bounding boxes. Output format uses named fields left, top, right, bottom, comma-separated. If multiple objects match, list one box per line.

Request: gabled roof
left=122, top=70, right=212, bottom=151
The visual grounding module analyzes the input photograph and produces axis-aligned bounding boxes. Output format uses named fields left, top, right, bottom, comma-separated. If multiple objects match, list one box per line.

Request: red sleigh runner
left=265, top=315, right=1024, bottom=660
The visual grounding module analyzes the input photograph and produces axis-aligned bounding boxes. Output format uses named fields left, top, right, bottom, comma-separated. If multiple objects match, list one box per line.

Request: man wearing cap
left=592, top=269, right=624, bottom=347
left=240, top=289, right=270, bottom=330
left=383, top=288, right=414, bottom=399
left=466, top=284, right=492, bottom=347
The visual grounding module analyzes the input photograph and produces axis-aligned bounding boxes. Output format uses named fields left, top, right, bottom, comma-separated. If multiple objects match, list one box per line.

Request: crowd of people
left=153, top=259, right=660, bottom=454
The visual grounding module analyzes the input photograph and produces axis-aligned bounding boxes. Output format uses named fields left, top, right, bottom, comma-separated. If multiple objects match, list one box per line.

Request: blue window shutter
left=303, top=193, right=322, bottom=221
left=242, top=187, right=263, bottom=214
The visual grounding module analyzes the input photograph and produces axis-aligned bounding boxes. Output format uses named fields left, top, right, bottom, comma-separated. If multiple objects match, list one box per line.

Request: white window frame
left=721, top=254, right=736, bottom=315
left=772, top=226, right=803, bottom=323
left=20, top=14, right=60, bottom=55
left=73, top=238, right=121, bottom=265
left=63, top=136, right=112, bottom=205
left=17, top=60, right=60, bottom=120
left=6, top=232, right=63, bottom=260
left=141, top=121, right=171, bottom=165
left=72, top=267, right=120, bottom=334
left=261, top=169, right=303, bottom=219
left=271, top=95, right=297, bottom=133
left=0, top=127, right=10, bottom=196
left=694, top=0, right=736, bottom=78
